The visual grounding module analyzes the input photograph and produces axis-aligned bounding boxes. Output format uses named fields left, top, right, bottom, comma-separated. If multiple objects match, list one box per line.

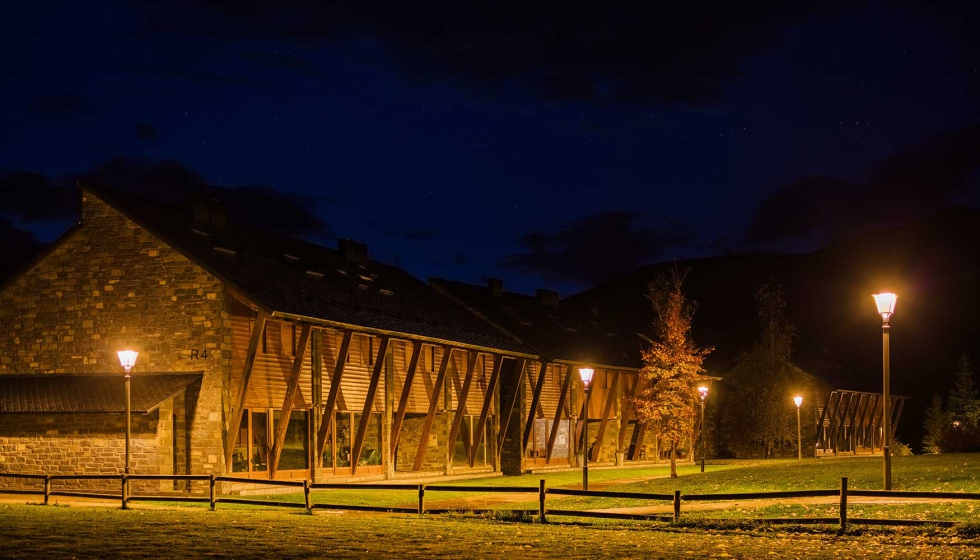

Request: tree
left=948, top=354, right=980, bottom=429
left=724, top=282, right=798, bottom=458
left=922, top=394, right=949, bottom=454
left=634, top=267, right=713, bottom=478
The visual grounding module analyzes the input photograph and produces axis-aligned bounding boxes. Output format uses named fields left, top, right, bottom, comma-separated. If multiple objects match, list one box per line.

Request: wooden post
left=316, top=330, right=353, bottom=460
left=522, top=362, right=549, bottom=450
left=673, top=490, right=681, bottom=522
left=384, top=342, right=395, bottom=478
left=470, top=354, right=504, bottom=467
left=539, top=479, right=546, bottom=523
left=351, top=336, right=391, bottom=475
left=447, top=351, right=479, bottom=464
left=839, top=477, right=848, bottom=533
left=225, top=314, right=268, bottom=471
left=310, top=330, right=322, bottom=481
left=413, top=347, right=453, bottom=471
left=495, top=357, right=527, bottom=452
left=304, top=479, right=312, bottom=513
left=418, top=484, right=425, bottom=516
left=390, top=342, right=423, bottom=458
left=270, top=323, right=312, bottom=478
left=617, top=375, right=640, bottom=453
left=43, top=475, right=50, bottom=505
left=209, top=474, right=217, bottom=510
left=591, top=371, right=620, bottom=462
left=545, top=365, right=573, bottom=463
left=121, top=474, right=128, bottom=510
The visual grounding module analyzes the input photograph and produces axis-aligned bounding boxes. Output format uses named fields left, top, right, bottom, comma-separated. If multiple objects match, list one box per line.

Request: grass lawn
left=2, top=503, right=979, bottom=559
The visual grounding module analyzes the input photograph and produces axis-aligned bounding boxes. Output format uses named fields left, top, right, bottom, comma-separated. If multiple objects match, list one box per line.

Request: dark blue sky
left=2, top=2, right=979, bottom=294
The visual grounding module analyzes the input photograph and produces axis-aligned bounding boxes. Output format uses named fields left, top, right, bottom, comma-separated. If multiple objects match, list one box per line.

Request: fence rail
left=2, top=473, right=978, bottom=530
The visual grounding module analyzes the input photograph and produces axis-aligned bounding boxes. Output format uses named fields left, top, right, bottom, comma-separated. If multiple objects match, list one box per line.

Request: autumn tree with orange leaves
left=634, top=268, right=713, bottom=478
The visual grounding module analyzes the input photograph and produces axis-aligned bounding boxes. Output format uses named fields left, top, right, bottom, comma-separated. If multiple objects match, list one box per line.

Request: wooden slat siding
left=448, top=350, right=470, bottom=416
left=590, top=371, right=621, bottom=462
left=225, top=314, right=268, bottom=470
left=269, top=324, right=312, bottom=478
left=239, top=316, right=314, bottom=409
left=618, top=374, right=641, bottom=453
left=316, top=330, right=353, bottom=459
left=891, top=397, right=905, bottom=439
left=413, top=346, right=453, bottom=471
left=351, top=336, right=391, bottom=475
left=545, top=365, right=573, bottom=463
left=447, top=350, right=479, bottom=464
left=470, top=355, right=503, bottom=467
left=390, top=342, right=423, bottom=457
left=496, top=357, right=527, bottom=452
left=522, top=361, right=549, bottom=450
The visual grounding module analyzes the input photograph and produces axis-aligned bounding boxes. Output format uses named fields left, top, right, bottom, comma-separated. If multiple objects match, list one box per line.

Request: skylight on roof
left=190, top=228, right=211, bottom=237
left=213, top=246, right=236, bottom=255
left=379, top=289, right=394, bottom=296
left=306, top=270, right=324, bottom=277
left=284, top=254, right=300, bottom=261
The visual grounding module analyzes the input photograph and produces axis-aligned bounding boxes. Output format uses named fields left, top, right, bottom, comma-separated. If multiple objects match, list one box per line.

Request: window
left=231, top=409, right=310, bottom=473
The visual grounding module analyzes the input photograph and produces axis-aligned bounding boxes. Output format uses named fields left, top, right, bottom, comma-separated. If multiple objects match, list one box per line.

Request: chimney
left=487, top=278, right=504, bottom=298
left=536, top=288, right=559, bottom=309
left=589, top=299, right=600, bottom=317
left=338, top=239, right=369, bottom=266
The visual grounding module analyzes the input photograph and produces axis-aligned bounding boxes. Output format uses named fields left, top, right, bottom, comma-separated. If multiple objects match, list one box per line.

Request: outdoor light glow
left=794, top=396, right=803, bottom=408
left=698, top=386, right=709, bottom=401
left=117, top=350, right=138, bottom=374
left=872, top=292, right=898, bottom=321
left=578, top=367, right=595, bottom=389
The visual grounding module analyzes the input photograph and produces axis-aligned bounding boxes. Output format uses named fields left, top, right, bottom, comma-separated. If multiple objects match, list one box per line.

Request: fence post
left=304, top=479, right=312, bottom=513
left=418, top=484, right=425, bottom=516
left=209, top=474, right=217, bottom=511
left=673, top=490, right=681, bottom=522
left=839, top=477, right=848, bottom=533
left=121, top=474, right=128, bottom=510
left=538, top=479, right=546, bottom=523
left=43, top=475, right=51, bottom=506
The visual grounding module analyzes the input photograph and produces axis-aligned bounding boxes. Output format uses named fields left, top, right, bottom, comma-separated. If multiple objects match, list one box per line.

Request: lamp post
left=794, top=396, right=803, bottom=462
left=579, top=367, right=594, bottom=491
left=117, top=351, right=138, bottom=478
left=873, top=292, right=897, bottom=490
left=697, top=386, right=708, bottom=473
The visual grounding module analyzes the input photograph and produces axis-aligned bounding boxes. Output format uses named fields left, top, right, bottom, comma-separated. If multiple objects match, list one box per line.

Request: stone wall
left=0, top=188, right=231, bottom=479
left=394, top=413, right=450, bottom=472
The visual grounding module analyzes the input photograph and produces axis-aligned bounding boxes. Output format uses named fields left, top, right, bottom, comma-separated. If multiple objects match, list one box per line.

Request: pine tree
left=948, top=354, right=980, bottom=429
left=922, top=394, right=948, bottom=454
left=634, top=267, right=713, bottom=478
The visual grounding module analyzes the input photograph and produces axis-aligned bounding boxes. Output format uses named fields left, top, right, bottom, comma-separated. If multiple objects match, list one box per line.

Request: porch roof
left=0, top=373, right=202, bottom=414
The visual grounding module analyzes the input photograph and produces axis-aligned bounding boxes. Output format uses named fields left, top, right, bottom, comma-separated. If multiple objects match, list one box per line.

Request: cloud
left=390, top=229, right=441, bottom=241
left=29, top=93, right=95, bottom=117
left=501, top=211, right=691, bottom=285
left=133, top=2, right=825, bottom=105
left=135, top=122, right=158, bottom=140
left=744, top=123, right=980, bottom=244
left=0, top=158, right=333, bottom=239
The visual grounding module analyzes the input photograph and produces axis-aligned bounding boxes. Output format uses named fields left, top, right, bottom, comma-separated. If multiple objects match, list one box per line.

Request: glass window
left=251, top=411, right=269, bottom=472
left=232, top=415, right=249, bottom=473
left=335, top=412, right=352, bottom=468
left=274, top=410, right=309, bottom=470
left=354, top=412, right=383, bottom=466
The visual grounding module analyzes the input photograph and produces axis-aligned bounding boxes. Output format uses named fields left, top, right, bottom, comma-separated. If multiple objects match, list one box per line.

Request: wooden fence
left=3, top=473, right=979, bottom=530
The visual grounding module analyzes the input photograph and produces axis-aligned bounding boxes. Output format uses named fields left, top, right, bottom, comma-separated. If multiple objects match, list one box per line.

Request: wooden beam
left=315, top=330, right=353, bottom=460
left=390, top=342, right=423, bottom=458
left=495, top=357, right=527, bottom=452
left=847, top=394, right=865, bottom=454
left=522, top=362, right=549, bottom=451
left=470, top=355, right=504, bottom=467
left=629, top=421, right=649, bottom=461
left=413, top=346, right=453, bottom=471
left=867, top=395, right=883, bottom=451
left=545, top=365, right=573, bottom=463
left=225, top=314, right=267, bottom=471
left=590, top=372, right=620, bottom=462
left=852, top=394, right=872, bottom=451
left=617, top=375, right=640, bottom=452
left=823, top=392, right=841, bottom=450
left=269, top=323, right=312, bottom=478
left=446, top=351, right=479, bottom=465
left=350, top=336, right=390, bottom=475
left=891, top=397, right=906, bottom=439
left=309, top=330, right=322, bottom=479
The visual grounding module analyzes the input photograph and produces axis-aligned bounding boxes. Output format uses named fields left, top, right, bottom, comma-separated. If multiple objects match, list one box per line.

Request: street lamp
left=117, top=350, right=138, bottom=480
left=794, top=396, right=803, bottom=462
left=873, top=292, right=897, bottom=490
left=698, top=386, right=709, bottom=473
left=579, top=367, right=595, bottom=491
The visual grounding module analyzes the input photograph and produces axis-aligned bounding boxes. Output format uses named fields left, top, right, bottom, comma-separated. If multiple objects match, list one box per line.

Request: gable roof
left=430, top=278, right=643, bottom=369
left=78, top=181, right=531, bottom=356
left=0, top=373, right=202, bottom=414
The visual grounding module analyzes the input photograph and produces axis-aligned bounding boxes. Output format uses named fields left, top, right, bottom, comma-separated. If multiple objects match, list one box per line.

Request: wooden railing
left=3, top=473, right=979, bottom=530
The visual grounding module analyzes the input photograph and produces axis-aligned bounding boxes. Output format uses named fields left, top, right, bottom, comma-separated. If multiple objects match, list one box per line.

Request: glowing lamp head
left=698, top=386, right=709, bottom=401
left=117, top=350, right=138, bottom=375
left=794, top=396, right=803, bottom=408
left=578, top=367, right=595, bottom=389
left=872, top=292, right=897, bottom=322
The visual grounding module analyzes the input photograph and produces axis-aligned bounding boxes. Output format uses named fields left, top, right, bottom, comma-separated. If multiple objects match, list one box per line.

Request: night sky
left=2, top=2, right=979, bottom=295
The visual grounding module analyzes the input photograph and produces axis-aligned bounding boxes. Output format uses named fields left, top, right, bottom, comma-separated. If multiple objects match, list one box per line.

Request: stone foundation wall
left=394, top=414, right=450, bottom=472
left=0, top=188, right=231, bottom=478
